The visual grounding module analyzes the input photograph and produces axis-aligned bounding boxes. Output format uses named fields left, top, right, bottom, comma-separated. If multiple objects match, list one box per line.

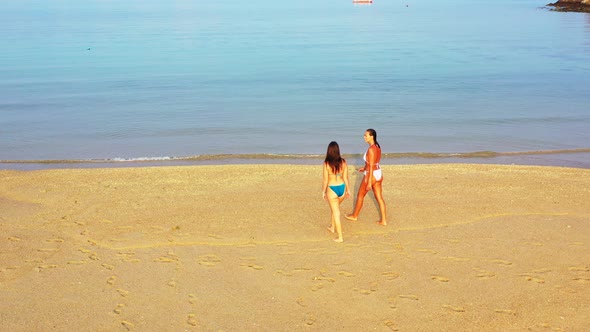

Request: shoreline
left=1, top=163, right=589, bottom=330
left=2, top=149, right=590, bottom=170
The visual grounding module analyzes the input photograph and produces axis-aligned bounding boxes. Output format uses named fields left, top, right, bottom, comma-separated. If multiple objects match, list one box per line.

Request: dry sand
left=1, top=164, right=589, bottom=331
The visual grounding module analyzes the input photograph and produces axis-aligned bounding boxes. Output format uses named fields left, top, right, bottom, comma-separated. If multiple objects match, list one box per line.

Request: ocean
left=1, top=0, right=589, bottom=169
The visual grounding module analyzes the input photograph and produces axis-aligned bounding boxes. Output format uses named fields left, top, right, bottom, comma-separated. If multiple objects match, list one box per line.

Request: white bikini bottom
left=365, top=168, right=382, bottom=181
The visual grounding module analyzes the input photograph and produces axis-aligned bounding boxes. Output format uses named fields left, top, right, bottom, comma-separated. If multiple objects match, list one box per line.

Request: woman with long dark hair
left=345, top=129, right=387, bottom=225
left=322, top=141, right=351, bottom=242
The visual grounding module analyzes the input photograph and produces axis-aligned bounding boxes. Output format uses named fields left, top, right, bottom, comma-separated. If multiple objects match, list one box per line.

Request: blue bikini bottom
left=329, top=183, right=346, bottom=197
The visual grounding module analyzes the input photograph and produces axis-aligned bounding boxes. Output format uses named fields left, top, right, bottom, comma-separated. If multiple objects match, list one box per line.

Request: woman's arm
left=365, top=147, right=375, bottom=190
left=343, top=161, right=351, bottom=197
left=322, top=162, right=329, bottom=200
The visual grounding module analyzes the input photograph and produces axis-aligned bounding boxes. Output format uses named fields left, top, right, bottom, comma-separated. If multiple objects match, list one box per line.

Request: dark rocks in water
left=547, top=0, right=590, bottom=12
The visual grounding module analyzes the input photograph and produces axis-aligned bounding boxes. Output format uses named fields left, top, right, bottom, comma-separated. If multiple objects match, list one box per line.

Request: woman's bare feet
left=327, top=226, right=335, bottom=233
left=344, top=214, right=357, bottom=221
left=333, top=238, right=343, bottom=243
left=377, top=220, right=387, bottom=226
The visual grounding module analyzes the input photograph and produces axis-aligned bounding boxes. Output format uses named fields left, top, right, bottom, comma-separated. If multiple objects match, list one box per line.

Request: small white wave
left=107, top=156, right=178, bottom=162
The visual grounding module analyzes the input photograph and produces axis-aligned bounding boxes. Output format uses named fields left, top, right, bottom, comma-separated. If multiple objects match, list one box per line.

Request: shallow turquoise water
left=1, top=0, right=589, bottom=165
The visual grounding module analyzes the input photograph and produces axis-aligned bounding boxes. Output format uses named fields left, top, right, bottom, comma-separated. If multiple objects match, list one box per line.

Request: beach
left=1, top=163, right=589, bottom=331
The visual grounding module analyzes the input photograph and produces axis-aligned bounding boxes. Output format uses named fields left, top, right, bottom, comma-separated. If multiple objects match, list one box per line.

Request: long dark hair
left=366, top=128, right=381, bottom=148
left=324, top=141, right=345, bottom=174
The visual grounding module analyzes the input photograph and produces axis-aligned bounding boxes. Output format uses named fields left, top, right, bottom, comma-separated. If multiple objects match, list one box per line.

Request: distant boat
left=353, top=0, right=373, bottom=3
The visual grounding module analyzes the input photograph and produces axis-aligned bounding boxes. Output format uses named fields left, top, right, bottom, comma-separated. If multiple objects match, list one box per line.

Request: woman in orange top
left=345, top=129, right=387, bottom=225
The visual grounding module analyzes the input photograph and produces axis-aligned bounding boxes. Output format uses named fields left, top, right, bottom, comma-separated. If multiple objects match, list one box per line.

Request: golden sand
left=1, top=164, right=589, bottom=331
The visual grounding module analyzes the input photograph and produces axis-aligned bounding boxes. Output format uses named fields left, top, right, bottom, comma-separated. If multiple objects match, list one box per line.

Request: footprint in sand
left=67, top=260, right=87, bottom=265
left=78, top=248, right=92, bottom=254
left=154, top=256, right=177, bottom=263
left=187, top=313, right=198, bottom=326
left=441, top=256, right=470, bottom=262
left=121, top=320, right=134, bottom=331
left=45, top=238, right=64, bottom=243
left=293, top=267, right=312, bottom=272
left=313, top=276, right=336, bottom=283
left=398, top=294, right=419, bottom=301
left=369, top=281, right=379, bottom=292
left=241, top=263, right=263, bottom=270
left=495, top=309, right=516, bottom=315
left=26, top=259, right=43, bottom=263
left=101, top=263, right=115, bottom=270
left=532, top=268, right=552, bottom=274
left=476, top=271, right=496, bottom=279
left=417, top=249, right=438, bottom=254
left=573, top=276, right=590, bottom=283
left=442, top=305, right=465, bottom=312
left=107, top=276, right=117, bottom=285
left=381, top=271, right=400, bottom=280
left=491, top=259, right=513, bottom=266
left=431, top=275, right=450, bottom=282
left=523, top=241, right=544, bottom=246
left=118, top=251, right=137, bottom=258
left=568, top=266, right=589, bottom=272
left=113, top=303, right=125, bottom=315
left=167, top=280, right=177, bottom=288
left=384, top=320, right=399, bottom=331
left=296, top=297, right=307, bottom=307
left=387, top=297, right=397, bottom=309
left=275, top=269, right=291, bottom=276
left=199, top=254, right=221, bottom=263
left=568, top=242, right=584, bottom=247
left=474, top=268, right=495, bottom=279
left=188, top=294, right=196, bottom=305
left=38, top=264, right=58, bottom=270
left=8, top=236, right=22, bottom=242
left=522, top=275, right=545, bottom=283
left=307, top=248, right=327, bottom=253
left=239, top=257, right=257, bottom=261
left=198, top=254, right=221, bottom=267
left=117, top=289, right=129, bottom=297
left=37, top=248, right=59, bottom=253
left=311, top=284, right=324, bottom=292
left=338, top=271, right=356, bottom=277
left=304, top=313, right=316, bottom=326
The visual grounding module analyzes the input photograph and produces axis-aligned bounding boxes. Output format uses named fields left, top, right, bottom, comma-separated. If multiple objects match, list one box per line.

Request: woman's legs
left=326, top=189, right=344, bottom=242
left=346, top=179, right=369, bottom=221
left=373, top=180, right=387, bottom=225
left=328, top=196, right=343, bottom=242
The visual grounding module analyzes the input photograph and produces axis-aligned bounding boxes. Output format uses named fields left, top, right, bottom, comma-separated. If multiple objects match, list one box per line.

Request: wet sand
left=1, top=164, right=589, bottom=331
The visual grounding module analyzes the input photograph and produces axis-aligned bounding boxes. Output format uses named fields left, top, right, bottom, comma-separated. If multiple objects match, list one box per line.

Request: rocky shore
left=548, top=0, right=590, bottom=12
